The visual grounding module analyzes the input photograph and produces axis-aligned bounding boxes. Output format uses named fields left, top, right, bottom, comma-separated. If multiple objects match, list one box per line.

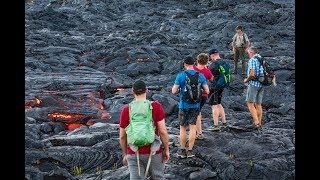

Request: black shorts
left=199, top=96, right=208, bottom=110
left=208, top=88, right=224, bottom=105
left=178, top=108, right=199, bottom=126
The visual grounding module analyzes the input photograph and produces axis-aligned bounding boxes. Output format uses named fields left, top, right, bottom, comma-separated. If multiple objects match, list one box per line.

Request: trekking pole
left=145, top=152, right=153, bottom=178
left=137, top=151, right=141, bottom=176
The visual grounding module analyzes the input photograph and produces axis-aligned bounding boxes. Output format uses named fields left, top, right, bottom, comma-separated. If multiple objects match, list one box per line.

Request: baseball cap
left=208, top=49, right=219, bottom=55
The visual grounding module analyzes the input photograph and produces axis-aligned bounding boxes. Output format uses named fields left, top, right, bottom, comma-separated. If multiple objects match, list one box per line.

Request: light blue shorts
left=245, top=85, right=264, bottom=104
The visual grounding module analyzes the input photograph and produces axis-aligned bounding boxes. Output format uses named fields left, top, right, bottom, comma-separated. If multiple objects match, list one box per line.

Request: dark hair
left=184, top=56, right=195, bottom=65
left=236, top=25, right=243, bottom=31
left=197, top=53, right=209, bottom=65
left=132, top=80, right=146, bottom=95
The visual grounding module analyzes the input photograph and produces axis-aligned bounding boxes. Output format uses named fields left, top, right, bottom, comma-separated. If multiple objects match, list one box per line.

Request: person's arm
left=244, top=33, right=250, bottom=49
left=244, top=69, right=255, bottom=83
left=157, top=120, right=170, bottom=163
left=172, top=73, right=181, bottom=94
left=203, top=84, right=209, bottom=94
left=232, top=34, right=236, bottom=48
left=172, top=85, right=179, bottom=94
left=200, top=74, right=210, bottom=94
left=119, top=127, right=128, bottom=165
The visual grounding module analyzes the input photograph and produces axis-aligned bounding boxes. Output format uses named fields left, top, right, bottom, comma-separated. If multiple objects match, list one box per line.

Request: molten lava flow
left=48, top=112, right=85, bottom=121
left=35, top=97, right=42, bottom=105
left=116, top=88, right=125, bottom=92
left=65, top=123, right=83, bottom=130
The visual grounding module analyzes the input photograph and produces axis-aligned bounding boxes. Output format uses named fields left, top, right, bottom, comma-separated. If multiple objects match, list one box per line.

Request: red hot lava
left=48, top=112, right=93, bottom=131
left=25, top=97, right=42, bottom=109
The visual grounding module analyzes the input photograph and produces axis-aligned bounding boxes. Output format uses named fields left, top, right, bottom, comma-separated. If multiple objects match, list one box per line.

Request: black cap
left=208, top=49, right=219, bottom=55
left=183, top=56, right=194, bottom=65
left=132, top=80, right=146, bottom=94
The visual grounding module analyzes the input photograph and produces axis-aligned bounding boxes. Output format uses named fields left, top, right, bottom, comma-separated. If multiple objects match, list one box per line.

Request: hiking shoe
left=196, top=133, right=205, bottom=140
left=252, top=124, right=261, bottom=130
left=186, top=149, right=195, bottom=158
left=177, top=148, right=187, bottom=159
left=221, top=122, right=228, bottom=128
left=210, top=125, right=220, bottom=131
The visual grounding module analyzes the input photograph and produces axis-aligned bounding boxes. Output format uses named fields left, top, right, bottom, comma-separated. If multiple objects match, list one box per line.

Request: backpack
left=255, top=56, right=276, bottom=86
left=125, top=100, right=159, bottom=177
left=213, top=61, right=231, bottom=89
left=183, top=71, right=202, bottom=103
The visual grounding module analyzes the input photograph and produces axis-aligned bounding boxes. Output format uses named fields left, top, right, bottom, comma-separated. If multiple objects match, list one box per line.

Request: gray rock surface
left=25, top=0, right=295, bottom=179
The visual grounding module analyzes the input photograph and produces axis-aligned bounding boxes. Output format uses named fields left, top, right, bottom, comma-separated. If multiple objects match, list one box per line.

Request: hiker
left=119, top=80, right=170, bottom=179
left=193, top=53, right=213, bottom=140
left=208, top=49, right=230, bottom=131
left=172, top=57, right=209, bottom=158
left=231, top=25, right=251, bottom=75
left=243, top=47, right=264, bottom=129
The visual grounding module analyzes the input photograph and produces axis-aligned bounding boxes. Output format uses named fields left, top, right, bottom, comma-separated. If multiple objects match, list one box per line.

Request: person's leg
left=217, top=89, right=226, bottom=124
left=255, top=103, right=263, bottom=126
left=234, top=48, right=239, bottom=73
left=179, top=125, right=187, bottom=148
left=149, top=153, right=165, bottom=180
left=219, top=104, right=226, bottom=124
left=178, top=109, right=187, bottom=148
left=127, top=154, right=146, bottom=180
left=255, top=87, right=264, bottom=126
left=188, top=124, right=197, bottom=150
left=245, top=86, right=259, bottom=125
left=196, top=96, right=206, bottom=136
left=187, top=108, right=198, bottom=150
left=196, top=112, right=202, bottom=135
left=247, top=102, right=259, bottom=125
left=240, top=48, right=247, bottom=75
left=212, top=105, right=219, bottom=126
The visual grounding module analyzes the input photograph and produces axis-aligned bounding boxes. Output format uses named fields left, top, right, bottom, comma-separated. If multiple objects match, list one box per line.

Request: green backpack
left=125, top=100, right=156, bottom=177
left=126, top=100, right=155, bottom=148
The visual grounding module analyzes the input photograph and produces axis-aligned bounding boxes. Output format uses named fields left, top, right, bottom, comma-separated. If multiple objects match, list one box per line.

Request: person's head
left=208, top=49, right=220, bottom=61
left=235, top=25, right=243, bottom=34
left=247, top=46, right=258, bottom=58
left=132, top=80, right=147, bottom=98
left=183, top=56, right=195, bottom=69
left=196, top=53, right=209, bottom=66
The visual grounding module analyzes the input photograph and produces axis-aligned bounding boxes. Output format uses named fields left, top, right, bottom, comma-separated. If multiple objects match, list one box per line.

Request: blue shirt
left=174, top=69, right=207, bottom=109
left=247, top=54, right=264, bottom=87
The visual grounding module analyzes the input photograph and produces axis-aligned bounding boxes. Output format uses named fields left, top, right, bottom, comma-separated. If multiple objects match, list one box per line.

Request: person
left=208, top=49, right=228, bottom=131
left=172, top=57, right=209, bottom=158
left=119, top=80, right=170, bottom=179
left=243, top=47, right=264, bottom=129
left=193, top=53, right=213, bottom=140
left=231, top=25, right=251, bottom=75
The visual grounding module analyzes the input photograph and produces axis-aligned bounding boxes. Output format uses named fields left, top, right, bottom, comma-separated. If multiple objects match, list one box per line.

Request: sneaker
left=196, top=133, right=205, bottom=140
left=211, top=125, right=220, bottom=131
left=186, top=149, right=195, bottom=158
left=177, top=148, right=187, bottom=158
left=252, top=124, right=261, bottom=130
left=221, top=122, right=228, bottom=128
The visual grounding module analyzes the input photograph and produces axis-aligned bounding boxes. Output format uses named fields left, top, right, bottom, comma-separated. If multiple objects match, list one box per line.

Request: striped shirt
left=247, top=54, right=264, bottom=87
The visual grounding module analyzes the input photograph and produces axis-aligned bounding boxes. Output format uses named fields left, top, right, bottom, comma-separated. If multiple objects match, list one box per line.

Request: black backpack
left=255, top=57, right=275, bottom=86
left=183, top=71, right=201, bottom=103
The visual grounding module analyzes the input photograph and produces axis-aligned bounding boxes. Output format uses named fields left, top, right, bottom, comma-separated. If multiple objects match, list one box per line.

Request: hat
left=208, top=49, right=219, bottom=55
left=132, top=80, right=146, bottom=94
left=183, top=56, right=194, bottom=65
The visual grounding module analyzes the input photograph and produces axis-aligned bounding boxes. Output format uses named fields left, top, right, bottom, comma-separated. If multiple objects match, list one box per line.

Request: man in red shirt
left=193, top=53, right=214, bottom=139
left=119, top=80, right=170, bottom=179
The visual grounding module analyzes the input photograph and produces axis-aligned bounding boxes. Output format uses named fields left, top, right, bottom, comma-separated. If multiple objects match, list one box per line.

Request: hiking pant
left=127, top=153, right=165, bottom=180
left=234, top=47, right=247, bottom=74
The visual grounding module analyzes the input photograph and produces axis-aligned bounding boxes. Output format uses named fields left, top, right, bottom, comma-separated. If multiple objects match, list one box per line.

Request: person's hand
left=243, top=78, right=247, bottom=83
left=162, top=149, right=170, bottom=163
left=122, top=154, right=128, bottom=166
left=232, top=47, right=235, bottom=53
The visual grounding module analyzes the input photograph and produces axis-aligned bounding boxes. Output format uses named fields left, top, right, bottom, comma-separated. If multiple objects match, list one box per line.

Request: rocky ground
left=25, top=0, right=295, bottom=179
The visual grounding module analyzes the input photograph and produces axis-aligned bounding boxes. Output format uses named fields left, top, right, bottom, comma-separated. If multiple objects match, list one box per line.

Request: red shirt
left=193, top=65, right=213, bottom=96
left=119, top=101, right=165, bottom=154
